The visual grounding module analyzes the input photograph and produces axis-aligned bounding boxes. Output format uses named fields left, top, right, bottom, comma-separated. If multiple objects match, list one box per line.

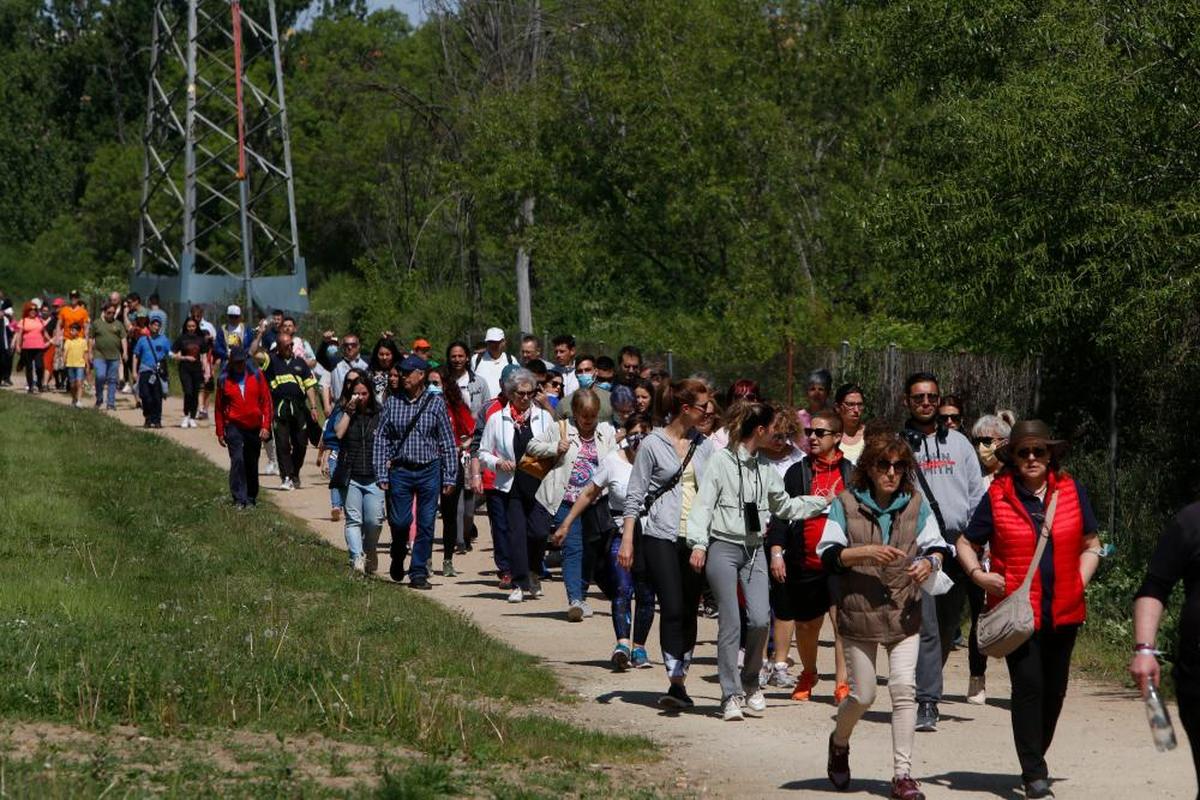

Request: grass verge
left=0, top=392, right=659, bottom=796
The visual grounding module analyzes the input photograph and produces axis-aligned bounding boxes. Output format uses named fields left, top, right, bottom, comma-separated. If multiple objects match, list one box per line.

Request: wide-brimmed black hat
left=996, top=419, right=1069, bottom=464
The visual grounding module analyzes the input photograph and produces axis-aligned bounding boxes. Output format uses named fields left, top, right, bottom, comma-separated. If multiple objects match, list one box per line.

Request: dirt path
left=20, top=386, right=1194, bottom=798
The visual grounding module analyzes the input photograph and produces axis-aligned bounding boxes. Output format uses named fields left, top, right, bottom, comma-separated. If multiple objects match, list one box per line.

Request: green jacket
left=687, top=444, right=829, bottom=552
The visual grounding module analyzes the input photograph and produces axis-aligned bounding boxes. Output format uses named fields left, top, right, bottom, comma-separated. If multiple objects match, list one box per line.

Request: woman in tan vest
left=816, top=432, right=951, bottom=800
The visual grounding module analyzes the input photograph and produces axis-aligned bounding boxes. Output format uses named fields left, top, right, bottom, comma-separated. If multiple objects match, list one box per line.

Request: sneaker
left=791, top=669, right=819, bottom=702
left=330, top=507, right=342, bottom=522
left=827, top=733, right=851, bottom=790
left=507, top=587, right=525, bottom=603
left=967, top=675, right=986, bottom=705
left=758, top=661, right=772, bottom=689
left=722, top=696, right=745, bottom=722
left=280, top=478, right=295, bottom=491
left=264, top=461, right=279, bottom=476
left=352, top=555, right=366, bottom=574
left=658, top=683, right=694, bottom=709
left=442, top=560, right=457, bottom=577
left=834, top=682, right=851, bottom=704
left=567, top=600, right=585, bottom=622
left=611, top=643, right=631, bottom=671
left=293, top=475, right=302, bottom=489
left=1024, top=779, right=1054, bottom=799
left=768, top=662, right=797, bottom=689
left=409, top=579, right=432, bottom=591
left=631, top=646, right=651, bottom=669
left=530, top=578, right=544, bottom=599
left=197, top=408, right=209, bottom=420
left=180, top=417, right=189, bottom=428
left=579, top=600, right=593, bottom=619
left=915, top=701, right=938, bottom=732
left=105, top=405, right=116, bottom=412
left=744, top=689, right=767, bottom=714
left=891, top=774, right=925, bottom=800
left=497, top=572, right=513, bottom=591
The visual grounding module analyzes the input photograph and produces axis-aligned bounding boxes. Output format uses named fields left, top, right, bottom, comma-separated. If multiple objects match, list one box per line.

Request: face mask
left=427, top=384, right=443, bottom=395
left=977, top=442, right=998, bottom=468
left=597, top=381, right=612, bottom=391
left=625, top=432, right=646, bottom=451
left=577, top=373, right=595, bottom=389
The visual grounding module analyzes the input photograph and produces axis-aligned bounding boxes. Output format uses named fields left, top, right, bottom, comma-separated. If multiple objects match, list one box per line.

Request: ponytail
left=724, top=401, right=776, bottom=449
left=655, top=378, right=707, bottom=425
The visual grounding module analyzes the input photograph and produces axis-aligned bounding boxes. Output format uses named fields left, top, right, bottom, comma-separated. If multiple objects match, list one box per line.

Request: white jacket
left=526, top=420, right=619, bottom=513
left=478, top=404, right=555, bottom=493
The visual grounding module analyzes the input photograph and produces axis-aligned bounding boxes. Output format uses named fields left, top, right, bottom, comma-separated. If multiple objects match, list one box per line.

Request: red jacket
left=987, top=471, right=1087, bottom=630
left=479, top=398, right=504, bottom=491
left=215, top=367, right=273, bottom=438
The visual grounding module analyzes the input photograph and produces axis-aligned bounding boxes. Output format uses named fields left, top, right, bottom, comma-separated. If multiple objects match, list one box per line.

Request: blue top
left=133, top=334, right=172, bottom=373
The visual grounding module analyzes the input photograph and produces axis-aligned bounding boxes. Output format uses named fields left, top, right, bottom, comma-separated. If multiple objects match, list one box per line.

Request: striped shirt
left=372, top=389, right=458, bottom=486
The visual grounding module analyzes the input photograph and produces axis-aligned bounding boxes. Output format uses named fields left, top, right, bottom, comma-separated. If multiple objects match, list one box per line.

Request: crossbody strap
left=395, top=393, right=434, bottom=453
left=642, top=437, right=700, bottom=513
left=1016, top=490, right=1059, bottom=592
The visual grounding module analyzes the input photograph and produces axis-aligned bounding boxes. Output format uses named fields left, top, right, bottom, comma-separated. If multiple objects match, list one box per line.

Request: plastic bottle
left=1146, top=679, right=1178, bottom=752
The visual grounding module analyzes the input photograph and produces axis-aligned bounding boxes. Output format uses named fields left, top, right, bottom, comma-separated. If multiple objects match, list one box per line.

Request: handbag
left=518, top=418, right=567, bottom=480
left=976, top=491, right=1059, bottom=658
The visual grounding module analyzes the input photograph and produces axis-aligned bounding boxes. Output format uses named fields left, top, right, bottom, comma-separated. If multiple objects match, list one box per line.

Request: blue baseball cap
left=399, top=354, right=429, bottom=373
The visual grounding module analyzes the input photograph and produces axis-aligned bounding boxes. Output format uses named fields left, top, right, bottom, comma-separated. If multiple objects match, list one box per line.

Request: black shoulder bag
left=385, top=393, right=434, bottom=470
left=641, top=437, right=701, bottom=515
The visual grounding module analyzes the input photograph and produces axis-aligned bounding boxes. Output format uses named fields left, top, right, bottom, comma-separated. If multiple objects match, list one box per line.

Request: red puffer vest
left=987, top=471, right=1086, bottom=630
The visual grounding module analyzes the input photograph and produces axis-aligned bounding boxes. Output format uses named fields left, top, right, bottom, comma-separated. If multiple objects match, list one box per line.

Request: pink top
left=19, top=317, right=48, bottom=350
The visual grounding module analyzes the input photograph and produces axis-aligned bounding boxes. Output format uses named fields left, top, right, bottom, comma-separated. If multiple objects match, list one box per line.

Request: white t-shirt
left=763, top=444, right=805, bottom=478
left=592, top=449, right=635, bottom=520
left=472, top=351, right=516, bottom=401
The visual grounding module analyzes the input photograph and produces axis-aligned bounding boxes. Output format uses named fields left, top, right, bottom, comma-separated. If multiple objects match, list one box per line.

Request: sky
left=365, top=0, right=426, bottom=24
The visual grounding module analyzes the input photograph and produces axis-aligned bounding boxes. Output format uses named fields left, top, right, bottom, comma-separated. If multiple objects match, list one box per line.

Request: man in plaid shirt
left=374, top=354, right=458, bottom=589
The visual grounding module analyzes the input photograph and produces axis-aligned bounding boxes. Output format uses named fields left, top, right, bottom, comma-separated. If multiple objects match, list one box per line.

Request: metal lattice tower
left=133, top=0, right=307, bottom=322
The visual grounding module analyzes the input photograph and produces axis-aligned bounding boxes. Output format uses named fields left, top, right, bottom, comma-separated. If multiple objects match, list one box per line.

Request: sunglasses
left=909, top=392, right=940, bottom=404
left=342, top=342, right=359, bottom=348
left=546, top=380, right=563, bottom=389
left=1016, top=446, right=1049, bottom=460
left=512, top=389, right=536, bottom=398
left=938, top=413, right=962, bottom=424
left=804, top=427, right=836, bottom=438
left=874, top=459, right=910, bottom=474
left=973, top=436, right=999, bottom=446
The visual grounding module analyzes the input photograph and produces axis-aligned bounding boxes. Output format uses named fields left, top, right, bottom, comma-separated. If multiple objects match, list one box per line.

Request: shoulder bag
left=519, top=417, right=568, bottom=480
left=976, top=491, right=1059, bottom=658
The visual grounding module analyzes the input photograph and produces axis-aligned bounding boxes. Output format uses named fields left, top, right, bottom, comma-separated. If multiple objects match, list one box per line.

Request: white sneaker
left=507, top=587, right=524, bottom=603
left=769, top=662, right=797, bottom=688
left=758, top=661, right=772, bottom=689
left=722, top=696, right=745, bottom=721
left=967, top=675, right=986, bottom=705
left=264, top=461, right=279, bottom=476
left=352, top=555, right=366, bottom=574
left=579, top=600, right=594, bottom=619
left=567, top=600, right=585, bottom=622
left=180, top=417, right=189, bottom=428
left=745, top=689, right=767, bottom=714
left=280, top=478, right=295, bottom=491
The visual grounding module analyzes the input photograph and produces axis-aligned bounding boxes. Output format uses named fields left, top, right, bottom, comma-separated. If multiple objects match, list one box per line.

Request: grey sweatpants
left=915, top=578, right=968, bottom=703
left=706, top=540, right=770, bottom=703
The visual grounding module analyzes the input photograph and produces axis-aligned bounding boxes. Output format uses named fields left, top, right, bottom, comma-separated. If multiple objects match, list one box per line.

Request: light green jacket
left=687, top=444, right=829, bottom=552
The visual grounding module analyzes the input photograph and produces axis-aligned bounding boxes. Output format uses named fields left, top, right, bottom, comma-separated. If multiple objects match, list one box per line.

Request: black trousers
left=440, top=469, right=464, bottom=559
left=225, top=424, right=262, bottom=505
left=138, top=371, right=163, bottom=424
left=1177, top=691, right=1200, bottom=800
left=0, top=346, right=12, bottom=383
left=1004, top=625, right=1078, bottom=783
left=22, top=348, right=45, bottom=391
left=967, top=580, right=988, bottom=677
left=505, top=489, right=546, bottom=591
left=179, top=367, right=202, bottom=418
left=272, top=404, right=308, bottom=481
left=642, top=536, right=704, bottom=678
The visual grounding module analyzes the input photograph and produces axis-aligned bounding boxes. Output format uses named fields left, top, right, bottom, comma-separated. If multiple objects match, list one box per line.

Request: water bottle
left=1145, top=680, right=1178, bottom=752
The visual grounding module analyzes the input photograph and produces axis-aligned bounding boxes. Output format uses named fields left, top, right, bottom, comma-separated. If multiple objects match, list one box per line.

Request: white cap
left=2, top=307, right=11, bottom=316
left=484, top=326, right=505, bottom=343
left=31, top=297, right=43, bottom=309
left=226, top=304, right=241, bottom=316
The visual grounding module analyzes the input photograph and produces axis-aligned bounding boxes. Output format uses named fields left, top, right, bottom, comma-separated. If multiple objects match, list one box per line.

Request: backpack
left=471, top=351, right=516, bottom=371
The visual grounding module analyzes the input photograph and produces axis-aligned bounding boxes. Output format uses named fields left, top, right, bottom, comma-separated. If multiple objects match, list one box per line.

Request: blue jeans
left=93, top=358, right=120, bottom=408
left=485, top=489, right=512, bottom=574
left=344, top=480, right=384, bottom=563
left=386, top=462, right=442, bottom=583
left=554, top=500, right=586, bottom=603
left=328, top=450, right=344, bottom=509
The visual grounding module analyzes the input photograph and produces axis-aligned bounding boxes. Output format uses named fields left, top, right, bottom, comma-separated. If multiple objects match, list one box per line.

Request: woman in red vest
left=957, top=420, right=1103, bottom=800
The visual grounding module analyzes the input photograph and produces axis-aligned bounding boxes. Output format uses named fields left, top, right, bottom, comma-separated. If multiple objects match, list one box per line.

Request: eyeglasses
left=973, top=436, right=998, bottom=446
left=1016, top=446, right=1049, bottom=460
left=938, top=413, right=962, bottom=424
left=546, top=380, right=563, bottom=389
left=874, top=459, right=910, bottom=474
left=909, top=392, right=940, bottom=404
left=804, top=427, right=836, bottom=438
left=512, top=389, right=536, bottom=398
left=342, top=341, right=359, bottom=349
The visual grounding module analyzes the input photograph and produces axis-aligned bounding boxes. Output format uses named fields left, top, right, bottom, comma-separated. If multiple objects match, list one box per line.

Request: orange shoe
left=791, top=669, right=818, bottom=701
left=834, top=682, right=851, bottom=703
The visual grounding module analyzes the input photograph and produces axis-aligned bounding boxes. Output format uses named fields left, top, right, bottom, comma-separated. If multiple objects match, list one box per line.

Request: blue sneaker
left=611, top=643, right=631, bottom=671
left=631, top=646, right=652, bottom=669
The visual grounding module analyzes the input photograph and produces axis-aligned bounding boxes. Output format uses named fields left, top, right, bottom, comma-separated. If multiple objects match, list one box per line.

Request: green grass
left=0, top=393, right=659, bottom=795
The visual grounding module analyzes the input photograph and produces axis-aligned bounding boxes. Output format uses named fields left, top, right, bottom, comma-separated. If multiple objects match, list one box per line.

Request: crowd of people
left=5, top=291, right=1192, bottom=800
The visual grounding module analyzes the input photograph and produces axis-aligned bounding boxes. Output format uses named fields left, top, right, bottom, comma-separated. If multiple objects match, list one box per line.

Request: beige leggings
left=833, top=634, right=920, bottom=778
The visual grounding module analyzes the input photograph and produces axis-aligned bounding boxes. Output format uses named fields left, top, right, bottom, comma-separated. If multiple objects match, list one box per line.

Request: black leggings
left=179, top=367, right=202, bottom=418
left=1177, top=691, right=1200, bottom=800
left=440, top=470, right=464, bottom=559
left=642, top=536, right=703, bottom=679
left=22, top=348, right=45, bottom=391
left=967, top=579, right=988, bottom=677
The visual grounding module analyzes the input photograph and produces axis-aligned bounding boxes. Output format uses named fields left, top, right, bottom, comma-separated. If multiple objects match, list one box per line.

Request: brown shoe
left=330, top=507, right=342, bottom=522
left=890, top=775, right=925, bottom=800
left=365, top=551, right=378, bottom=575
left=827, top=733, right=850, bottom=791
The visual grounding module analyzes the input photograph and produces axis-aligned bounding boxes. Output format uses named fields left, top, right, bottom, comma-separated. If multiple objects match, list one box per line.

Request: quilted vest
left=986, top=471, right=1086, bottom=630
left=833, top=489, right=924, bottom=643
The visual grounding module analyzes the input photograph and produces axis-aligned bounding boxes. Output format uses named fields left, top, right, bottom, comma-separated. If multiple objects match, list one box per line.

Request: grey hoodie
left=624, top=428, right=696, bottom=541
left=905, top=424, right=986, bottom=538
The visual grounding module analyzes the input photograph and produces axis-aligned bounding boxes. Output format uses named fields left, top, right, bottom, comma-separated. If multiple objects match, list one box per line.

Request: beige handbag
left=518, top=419, right=568, bottom=480
left=976, top=491, right=1059, bottom=658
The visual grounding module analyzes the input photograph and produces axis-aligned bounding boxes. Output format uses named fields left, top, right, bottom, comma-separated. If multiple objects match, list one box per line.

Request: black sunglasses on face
left=874, top=459, right=910, bottom=474
left=1017, top=446, right=1049, bottom=460
left=938, top=413, right=962, bottom=424
left=973, top=436, right=998, bottom=446
left=909, top=392, right=940, bottom=404
left=804, top=427, right=836, bottom=438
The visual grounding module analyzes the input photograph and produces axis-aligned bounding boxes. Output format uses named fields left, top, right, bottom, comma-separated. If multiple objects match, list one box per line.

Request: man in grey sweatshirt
left=903, top=372, right=986, bottom=732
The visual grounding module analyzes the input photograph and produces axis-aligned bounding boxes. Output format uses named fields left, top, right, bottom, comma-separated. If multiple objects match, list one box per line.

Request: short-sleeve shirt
left=58, top=305, right=89, bottom=336
left=91, top=317, right=127, bottom=360
left=564, top=437, right=600, bottom=504
left=592, top=450, right=634, bottom=520
left=63, top=337, right=88, bottom=368
left=133, top=334, right=171, bottom=373
left=19, top=317, right=49, bottom=350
